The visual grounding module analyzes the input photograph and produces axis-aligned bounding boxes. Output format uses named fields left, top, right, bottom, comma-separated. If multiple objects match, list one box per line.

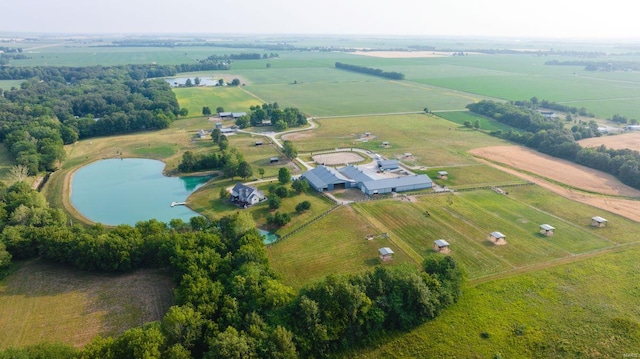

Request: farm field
left=173, top=86, right=262, bottom=118
left=469, top=145, right=640, bottom=197
left=266, top=205, right=417, bottom=290
left=281, top=114, right=511, bottom=167
left=434, top=110, right=516, bottom=132
left=0, top=259, right=173, bottom=349
left=423, top=164, right=526, bottom=189
left=579, top=131, right=640, bottom=151
left=351, top=189, right=614, bottom=279
left=350, top=244, right=640, bottom=358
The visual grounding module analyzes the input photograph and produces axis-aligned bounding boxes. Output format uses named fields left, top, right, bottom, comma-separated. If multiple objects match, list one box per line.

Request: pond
left=70, top=158, right=211, bottom=226
left=165, top=77, right=219, bottom=87
left=259, top=229, right=279, bottom=245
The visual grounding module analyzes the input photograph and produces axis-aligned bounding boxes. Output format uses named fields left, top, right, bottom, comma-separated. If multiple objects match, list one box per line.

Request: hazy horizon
left=2, top=0, right=639, bottom=40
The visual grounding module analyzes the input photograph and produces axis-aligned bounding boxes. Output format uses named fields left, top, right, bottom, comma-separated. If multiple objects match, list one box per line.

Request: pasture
left=281, top=114, right=511, bottom=167
left=0, top=259, right=173, bottom=349
left=351, top=244, right=640, bottom=358
left=435, top=110, right=516, bottom=132
left=173, top=86, right=262, bottom=118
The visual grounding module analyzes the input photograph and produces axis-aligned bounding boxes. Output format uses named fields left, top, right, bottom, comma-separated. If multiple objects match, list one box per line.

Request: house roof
left=592, top=216, right=607, bottom=222
left=378, top=247, right=394, bottom=256
left=338, top=165, right=380, bottom=183
left=232, top=183, right=263, bottom=200
left=540, top=224, right=555, bottom=231
left=490, top=231, right=506, bottom=239
left=302, top=165, right=352, bottom=189
left=361, top=175, right=432, bottom=192
left=434, top=239, right=450, bottom=247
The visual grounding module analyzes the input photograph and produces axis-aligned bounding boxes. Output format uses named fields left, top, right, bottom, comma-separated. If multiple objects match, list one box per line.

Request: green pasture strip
left=557, top=97, right=640, bottom=119
left=245, top=80, right=480, bottom=117
left=435, top=110, right=517, bottom=132
left=460, top=190, right=612, bottom=254
left=228, top=133, right=289, bottom=178
left=507, top=185, right=640, bottom=244
left=173, top=86, right=262, bottom=118
left=266, top=205, right=417, bottom=290
left=0, top=80, right=23, bottom=91
left=351, top=245, right=640, bottom=358
left=420, top=164, right=525, bottom=188
left=0, top=259, right=173, bottom=349
left=354, top=199, right=511, bottom=278
left=286, top=114, right=510, bottom=167
left=232, top=66, right=377, bottom=85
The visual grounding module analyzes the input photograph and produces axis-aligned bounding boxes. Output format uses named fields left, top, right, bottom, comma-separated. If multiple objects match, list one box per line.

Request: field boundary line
left=351, top=204, right=424, bottom=265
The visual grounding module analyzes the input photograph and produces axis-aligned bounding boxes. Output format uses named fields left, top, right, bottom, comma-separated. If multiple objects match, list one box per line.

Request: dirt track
left=470, top=146, right=640, bottom=222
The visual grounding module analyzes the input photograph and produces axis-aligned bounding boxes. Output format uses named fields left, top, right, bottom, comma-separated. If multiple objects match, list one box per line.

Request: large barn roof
left=338, top=165, right=380, bottom=183
left=361, top=175, right=432, bottom=192
left=302, top=165, right=351, bottom=189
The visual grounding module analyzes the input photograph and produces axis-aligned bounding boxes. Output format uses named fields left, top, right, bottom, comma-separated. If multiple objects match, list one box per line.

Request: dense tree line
left=238, top=102, right=307, bottom=130
left=334, top=62, right=405, bottom=80
left=545, top=59, right=640, bottom=72
left=178, top=142, right=253, bottom=180
left=0, top=65, right=185, bottom=173
left=0, top=181, right=464, bottom=358
left=468, top=100, right=640, bottom=190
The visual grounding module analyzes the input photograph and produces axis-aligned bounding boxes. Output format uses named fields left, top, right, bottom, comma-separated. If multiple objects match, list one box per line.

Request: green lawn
left=435, top=110, right=517, bottom=132
left=173, top=86, right=262, bottom=118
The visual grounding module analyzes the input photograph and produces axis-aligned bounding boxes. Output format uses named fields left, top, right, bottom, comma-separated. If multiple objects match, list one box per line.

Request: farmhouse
left=378, top=159, right=399, bottom=171
left=488, top=231, right=507, bottom=245
left=378, top=247, right=395, bottom=262
left=437, top=171, right=449, bottom=179
left=539, top=224, right=555, bottom=236
left=230, top=183, right=265, bottom=207
left=591, top=216, right=607, bottom=227
left=433, top=239, right=451, bottom=253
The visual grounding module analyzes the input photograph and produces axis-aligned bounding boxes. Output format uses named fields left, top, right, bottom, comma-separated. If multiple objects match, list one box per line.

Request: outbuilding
left=378, top=247, right=395, bottom=262
left=255, top=141, right=263, bottom=146
left=378, top=159, right=399, bottom=171
left=539, top=224, right=555, bottom=236
left=591, top=216, right=607, bottom=227
left=488, top=231, right=507, bottom=245
left=433, top=239, right=451, bottom=253
left=360, top=175, right=432, bottom=195
left=269, top=157, right=279, bottom=164
left=381, top=141, right=390, bottom=147
left=437, top=171, right=449, bottom=179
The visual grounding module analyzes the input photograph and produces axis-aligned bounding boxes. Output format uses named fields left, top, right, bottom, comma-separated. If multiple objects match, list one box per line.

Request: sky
left=1, top=0, right=639, bottom=39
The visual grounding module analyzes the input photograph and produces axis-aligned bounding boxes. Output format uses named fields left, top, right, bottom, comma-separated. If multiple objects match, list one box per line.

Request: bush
left=268, top=196, right=281, bottom=210
left=295, top=201, right=311, bottom=213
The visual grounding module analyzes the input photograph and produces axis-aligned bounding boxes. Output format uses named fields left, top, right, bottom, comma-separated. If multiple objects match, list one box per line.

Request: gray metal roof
left=361, top=175, right=432, bottom=191
left=302, top=166, right=352, bottom=189
left=378, top=247, right=394, bottom=256
left=378, top=159, right=399, bottom=169
left=592, top=216, right=607, bottom=222
left=540, top=224, right=555, bottom=231
left=438, top=171, right=449, bottom=175
left=338, top=165, right=380, bottom=183
left=434, top=239, right=450, bottom=247
left=490, top=231, right=506, bottom=238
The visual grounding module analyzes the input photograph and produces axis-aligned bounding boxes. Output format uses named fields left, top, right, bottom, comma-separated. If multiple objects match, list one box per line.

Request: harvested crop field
left=579, top=132, right=640, bottom=151
left=470, top=146, right=640, bottom=222
left=470, top=146, right=640, bottom=198
left=352, top=51, right=455, bottom=58
left=312, top=152, right=365, bottom=166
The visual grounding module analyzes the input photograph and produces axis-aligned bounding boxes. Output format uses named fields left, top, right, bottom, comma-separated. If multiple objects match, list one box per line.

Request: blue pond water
left=71, top=158, right=211, bottom=226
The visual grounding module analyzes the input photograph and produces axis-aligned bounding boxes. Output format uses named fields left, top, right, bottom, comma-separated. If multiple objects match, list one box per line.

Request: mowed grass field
left=435, top=110, right=517, bottom=132
left=0, top=259, right=173, bottom=349
left=350, top=244, right=640, bottom=358
left=282, top=113, right=511, bottom=167
left=173, top=86, right=262, bottom=118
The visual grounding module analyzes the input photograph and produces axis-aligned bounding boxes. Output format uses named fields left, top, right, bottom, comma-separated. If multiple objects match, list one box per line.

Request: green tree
left=194, top=77, right=201, bottom=85
left=278, top=167, right=291, bottom=185
left=258, top=168, right=265, bottom=179
left=295, top=200, right=311, bottom=213
left=161, top=305, right=204, bottom=349
left=202, top=106, right=211, bottom=115
left=473, top=120, right=480, bottom=129
left=282, top=140, right=297, bottom=160
left=185, top=78, right=193, bottom=87
left=217, top=79, right=224, bottom=86
left=291, top=179, right=309, bottom=193
left=216, top=106, right=225, bottom=113
left=211, top=128, right=222, bottom=143
left=268, top=196, right=281, bottom=210
left=178, top=108, right=188, bottom=117
left=237, top=161, right=253, bottom=180
left=231, top=78, right=241, bottom=86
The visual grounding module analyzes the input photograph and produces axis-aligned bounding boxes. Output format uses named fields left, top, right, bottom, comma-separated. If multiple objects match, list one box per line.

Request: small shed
left=215, top=122, right=223, bottom=129
left=381, top=141, right=390, bottom=147
left=197, top=129, right=207, bottom=139
left=255, top=141, right=263, bottom=146
left=378, top=247, right=395, bottom=262
left=269, top=157, right=279, bottom=164
left=488, top=231, right=507, bottom=245
left=591, top=216, right=607, bottom=227
left=433, top=239, right=451, bottom=253
left=437, top=171, right=449, bottom=179
left=539, top=224, right=555, bottom=236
